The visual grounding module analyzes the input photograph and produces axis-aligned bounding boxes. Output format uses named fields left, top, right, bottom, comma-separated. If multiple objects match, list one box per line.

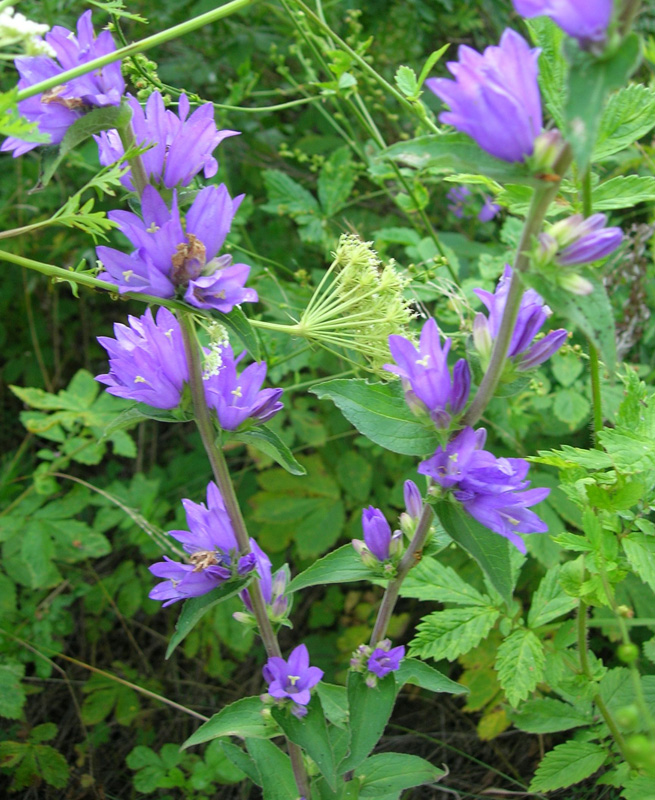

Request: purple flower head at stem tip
left=202, top=342, right=283, bottom=431
left=96, top=183, right=258, bottom=313
left=149, top=482, right=255, bottom=606
left=426, top=29, right=542, bottom=163
left=95, top=91, right=240, bottom=191
left=96, top=306, right=189, bottom=409
left=419, top=426, right=550, bottom=553
left=2, top=11, right=125, bottom=157
left=473, top=265, right=567, bottom=372
left=385, top=318, right=471, bottom=428
left=368, top=642, right=406, bottom=679
left=263, top=644, right=323, bottom=717
left=512, top=0, right=613, bottom=49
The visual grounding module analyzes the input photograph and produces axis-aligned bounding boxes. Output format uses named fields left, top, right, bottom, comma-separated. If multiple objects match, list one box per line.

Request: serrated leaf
left=355, top=752, right=444, bottom=796
left=310, top=379, right=439, bottom=456
left=182, top=697, right=274, bottom=748
left=394, top=658, right=466, bottom=695
left=339, top=672, right=396, bottom=774
left=317, top=146, right=356, bottom=217
left=166, top=578, right=250, bottom=659
left=496, top=628, right=546, bottom=707
left=232, top=426, right=306, bottom=476
left=528, top=566, right=577, bottom=628
left=592, top=175, right=655, bottom=211
left=510, top=698, right=592, bottom=733
left=410, top=606, right=500, bottom=661
left=0, top=88, right=49, bottom=142
left=395, top=65, right=419, bottom=97
left=286, top=544, right=374, bottom=594
left=529, top=740, right=607, bottom=792
left=595, top=84, right=655, bottom=160
left=435, top=501, right=514, bottom=607
left=401, top=557, right=489, bottom=606
left=622, top=534, right=655, bottom=593
left=553, top=388, right=591, bottom=428
left=262, top=169, right=320, bottom=217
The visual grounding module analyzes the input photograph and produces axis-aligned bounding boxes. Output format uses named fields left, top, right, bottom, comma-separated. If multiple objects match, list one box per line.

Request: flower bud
left=557, top=272, right=594, bottom=295
left=473, top=313, right=493, bottom=364
left=531, top=129, right=566, bottom=173
left=403, top=480, right=422, bottom=519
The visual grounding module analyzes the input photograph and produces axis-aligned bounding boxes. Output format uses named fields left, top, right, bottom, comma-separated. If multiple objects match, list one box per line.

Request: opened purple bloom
left=263, top=644, right=323, bottom=715
left=473, top=265, right=567, bottom=371
left=368, top=644, right=405, bottom=678
left=427, top=29, right=542, bottom=163
left=419, top=426, right=549, bottom=552
left=513, top=0, right=613, bottom=48
left=2, top=11, right=124, bottom=156
left=385, top=318, right=470, bottom=428
left=203, top=342, right=283, bottom=431
left=95, top=91, right=239, bottom=191
left=96, top=307, right=188, bottom=409
left=97, top=184, right=257, bottom=312
left=149, top=482, right=255, bottom=606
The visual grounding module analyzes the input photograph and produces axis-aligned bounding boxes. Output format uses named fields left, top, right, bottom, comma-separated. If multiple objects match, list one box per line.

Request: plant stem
left=582, top=167, right=603, bottom=442
left=176, top=312, right=310, bottom=800
left=369, top=499, right=434, bottom=645
left=16, top=0, right=257, bottom=103
left=117, top=122, right=149, bottom=197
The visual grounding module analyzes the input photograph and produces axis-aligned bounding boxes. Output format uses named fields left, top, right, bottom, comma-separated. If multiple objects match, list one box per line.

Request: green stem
left=369, top=499, right=434, bottom=646
left=177, top=312, right=310, bottom=798
left=582, top=168, right=603, bottom=442
left=117, top=123, right=149, bottom=197
left=16, top=0, right=257, bottom=102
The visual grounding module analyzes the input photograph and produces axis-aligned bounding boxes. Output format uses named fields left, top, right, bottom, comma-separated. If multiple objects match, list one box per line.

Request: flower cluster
left=447, top=186, right=499, bottom=223
left=2, top=11, right=124, bottom=157
left=385, top=318, right=471, bottom=428
left=350, top=639, right=405, bottom=687
left=149, top=482, right=256, bottom=606
left=419, top=427, right=549, bottom=552
left=262, top=644, right=323, bottom=717
left=352, top=506, right=403, bottom=570
left=473, top=265, right=567, bottom=372
left=512, top=0, right=613, bottom=49
left=0, top=6, right=53, bottom=56
left=95, top=91, right=239, bottom=191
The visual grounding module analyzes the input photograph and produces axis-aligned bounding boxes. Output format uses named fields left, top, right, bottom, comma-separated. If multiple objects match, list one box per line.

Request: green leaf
left=394, top=658, right=467, bottom=695
left=32, top=745, right=70, bottom=788
left=0, top=663, right=26, bottom=719
left=553, top=388, right=591, bottom=428
left=394, top=65, right=419, bottom=98
left=166, top=577, right=250, bottom=659
left=410, top=606, right=500, bottom=662
left=221, top=305, right=261, bottom=360
left=0, top=89, right=50, bottom=143
left=526, top=18, right=566, bottom=127
left=622, top=534, right=655, bottom=593
left=355, top=753, right=444, bottom=797
left=316, top=683, right=348, bottom=728
left=528, top=566, right=577, bottom=628
left=262, top=169, right=320, bottom=217
left=622, top=775, right=655, bottom=800
left=592, top=175, right=655, bottom=211
left=510, top=698, right=592, bottom=733
left=286, top=544, right=374, bottom=594
left=523, top=273, right=616, bottom=376
left=219, top=741, right=262, bottom=786
left=272, top=696, right=336, bottom=789
left=435, top=501, right=514, bottom=607
left=417, top=45, right=450, bottom=89
left=339, top=672, right=396, bottom=774
left=182, top=697, right=274, bottom=749
left=318, top=146, right=356, bottom=217
left=310, top=379, right=439, bottom=456
left=232, top=426, right=306, bottom=476
left=595, top=84, right=655, bottom=160
left=40, top=102, right=132, bottom=187
left=529, top=740, right=607, bottom=792
left=379, top=133, right=546, bottom=186
left=564, top=33, right=642, bottom=171
left=496, top=628, right=546, bottom=707
left=245, top=738, right=298, bottom=800
left=401, top=556, right=489, bottom=606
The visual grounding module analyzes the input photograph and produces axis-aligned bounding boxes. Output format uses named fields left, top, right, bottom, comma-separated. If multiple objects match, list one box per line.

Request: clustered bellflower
left=2, top=11, right=124, bottom=156
left=512, top=0, right=613, bottom=49
left=149, top=482, right=256, bottom=606
left=96, top=306, right=189, bottom=409
left=263, top=644, right=323, bottom=717
left=95, top=91, right=239, bottom=191
left=97, top=183, right=257, bottom=312
left=350, top=639, right=405, bottom=687
left=419, top=426, right=549, bottom=553
left=473, top=265, right=567, bottom=372
left=427, top=29, right=542, bottom=163
left=352, top=506, right=402, bottom=567
left=385, top=318, right=470, bottom=428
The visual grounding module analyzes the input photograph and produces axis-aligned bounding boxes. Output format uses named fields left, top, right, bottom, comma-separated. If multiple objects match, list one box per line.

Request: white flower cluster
left=202, top=322, right=230, bottom=379
left=0, top=6, right=55, bottom=56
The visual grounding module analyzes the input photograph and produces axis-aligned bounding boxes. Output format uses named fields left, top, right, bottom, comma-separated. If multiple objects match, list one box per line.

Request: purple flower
left=473, top=265, right=567, bottom=371
left=97, top=184, right=258, bottom=312
left=202, top=343, right=283, bottom=431
left=513, top=0, right=613, bottom=48
left=2, top=11, right=124, bottom=156
left=368, top=644, right=405, bottom=678
left=263, top=644, right=323, bottom=716
left=547, top=213, right=623, bottom=267
left=149, top=482, right=255, bottom=606
left=385, top=318, right=471, bottom=428
left=426, top=29, right=542, bottom=163
left=447, top=186, right=472, bottom=218
left=419, top=427, right=549, bottom=552
left=240, top=540, right=289, bottom=620
left=404, top=480, right=422, bottom=519
left=478, top=197, right=500, bottom=223
left=353, top=506, right=402, bottom=567
left=96, top=306, right=189, bottom=409
left=95, top=91, right=239, bottom=191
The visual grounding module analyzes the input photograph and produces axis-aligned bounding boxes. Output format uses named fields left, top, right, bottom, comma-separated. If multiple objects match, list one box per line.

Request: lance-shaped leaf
left=182, top=696, right=275, bottom=749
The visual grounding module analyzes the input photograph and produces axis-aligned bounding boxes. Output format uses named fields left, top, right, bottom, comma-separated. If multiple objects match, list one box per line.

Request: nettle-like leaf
left=410, top=606, right=501, bottom=662
left=401, top=557, right=490, bottom=606
left=529, top=740, right=607, bottom=792
left=594, top=83, right=655, bottom=160
left=527, top=566, right=577, bottom=628
left=0, top=725, right=69, bottom=792
left=495, top=628, right=546, bottom=708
